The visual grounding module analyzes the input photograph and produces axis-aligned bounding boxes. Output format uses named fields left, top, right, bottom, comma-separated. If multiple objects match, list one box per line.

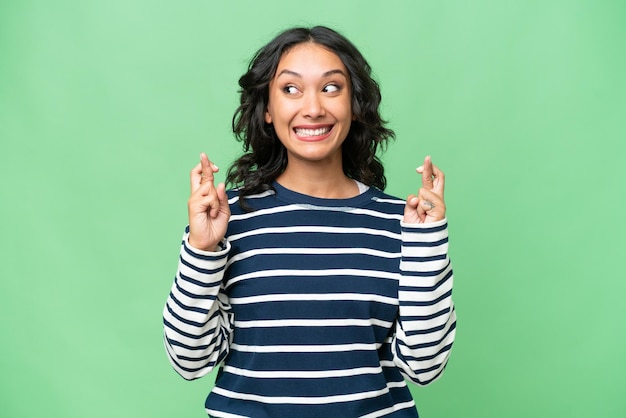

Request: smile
left=293, top=125, right=333, bottom=140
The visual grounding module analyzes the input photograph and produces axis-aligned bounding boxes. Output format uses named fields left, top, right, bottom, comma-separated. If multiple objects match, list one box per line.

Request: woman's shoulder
left=364, top=188, right=406, bottom=216
left=226, top=186, right=278, bottom=215
left=368, top=187, right=405, bottom=203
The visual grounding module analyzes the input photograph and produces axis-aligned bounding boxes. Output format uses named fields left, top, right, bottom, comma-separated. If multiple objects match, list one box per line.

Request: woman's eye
left=323, top=84, right=340, bottom=93
left=283, top=85, right=299, bottom=94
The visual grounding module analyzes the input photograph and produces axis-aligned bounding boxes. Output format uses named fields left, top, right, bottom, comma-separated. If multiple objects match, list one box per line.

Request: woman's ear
left=265, top=110, right=272, bottom=124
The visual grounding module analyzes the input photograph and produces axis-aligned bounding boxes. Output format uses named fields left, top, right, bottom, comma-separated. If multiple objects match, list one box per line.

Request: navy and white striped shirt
left=164, top=182, right=456, bottom=417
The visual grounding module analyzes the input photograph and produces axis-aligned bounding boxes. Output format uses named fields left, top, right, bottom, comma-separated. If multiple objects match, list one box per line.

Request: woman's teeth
left=295, top=127, right=331, bottom=136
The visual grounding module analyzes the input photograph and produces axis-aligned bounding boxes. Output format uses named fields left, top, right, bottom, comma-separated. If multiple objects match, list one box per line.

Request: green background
left=1, top=1, right=624, bottom=417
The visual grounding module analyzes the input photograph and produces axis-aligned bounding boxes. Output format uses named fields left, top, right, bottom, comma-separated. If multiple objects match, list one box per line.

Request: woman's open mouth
left=293, top=125, right=333, bottom=141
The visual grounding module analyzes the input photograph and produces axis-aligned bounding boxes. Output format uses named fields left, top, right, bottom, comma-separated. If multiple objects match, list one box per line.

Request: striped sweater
left=163, top=182, right=456, bottom=417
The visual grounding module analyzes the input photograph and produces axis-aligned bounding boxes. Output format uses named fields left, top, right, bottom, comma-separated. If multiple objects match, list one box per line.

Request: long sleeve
left=392, top=218, right=457, bottom=385
left=163, top=228, right=234, bottom=380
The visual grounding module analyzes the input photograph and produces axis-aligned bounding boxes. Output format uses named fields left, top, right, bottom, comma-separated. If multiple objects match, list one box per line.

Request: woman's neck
left=276, top=161, right=358, bottom=199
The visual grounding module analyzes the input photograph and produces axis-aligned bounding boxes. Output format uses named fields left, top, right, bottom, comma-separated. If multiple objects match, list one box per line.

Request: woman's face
left=265, top=42, right=353, bottom=167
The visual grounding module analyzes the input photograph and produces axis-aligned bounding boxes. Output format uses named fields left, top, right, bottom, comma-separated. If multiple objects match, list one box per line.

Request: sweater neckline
left=272, top=180, right=375, bottom=208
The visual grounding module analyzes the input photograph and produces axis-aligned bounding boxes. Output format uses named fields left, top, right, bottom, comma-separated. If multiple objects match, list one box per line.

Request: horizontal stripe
left=399, top=267, right=453, bottom=284
left=398, top=289, right=453, bottom=305
left=228, top=226, right=401, bottom=242
left=372, top=197, right=405, bottom=205
left=167, top=292, right=210, bottom=315
left=226, top=246, right=400, bottom=266
left=172, top=281, right=217, bottom=301
left=205, top=409, right=249, bottom=418
left=229, top=293, right=398, bottom=306
left=402, top=254, right=447, bottom=263
left=402, top=237, right=449, bottom=247
left=211, top=385, right=390, bottom=405
left=401, top=222, right=448, bottom=234
left=231, top=342, right=380, bottom=353
left=230, top=203, right=403, bottom=222
left=227, top=189, right=273, bottom=206
left=234, top=318, right=393, bottom=329
left=225, top=268, right=400, bottom=289
left=359, top=400, right=416, bottom=418
left=176, top=271, right=221, bottom=290
left=222, top=365, right=383, bottom=379
left=179, top=255, right=225, bottom=275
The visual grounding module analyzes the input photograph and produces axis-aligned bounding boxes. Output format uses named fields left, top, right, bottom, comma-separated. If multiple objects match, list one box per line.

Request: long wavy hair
left=227, top=26, right=395, bottom=208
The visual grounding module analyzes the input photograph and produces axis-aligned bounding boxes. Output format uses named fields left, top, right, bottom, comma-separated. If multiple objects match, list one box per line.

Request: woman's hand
left=403, top=156, right=446, bottom=224
left=187, top=153, right=231, bottom=251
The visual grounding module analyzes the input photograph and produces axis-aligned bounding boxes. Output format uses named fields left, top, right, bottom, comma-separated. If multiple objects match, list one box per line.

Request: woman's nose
left=302, top=92, right=325, bottom=119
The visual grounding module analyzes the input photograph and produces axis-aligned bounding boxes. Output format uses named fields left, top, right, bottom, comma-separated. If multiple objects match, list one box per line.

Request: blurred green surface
left=1, top=1, right=625, bottom=417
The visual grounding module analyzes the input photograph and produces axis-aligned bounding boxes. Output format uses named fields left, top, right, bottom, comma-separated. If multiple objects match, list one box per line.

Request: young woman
left=163, top=26, right=456, bottom=417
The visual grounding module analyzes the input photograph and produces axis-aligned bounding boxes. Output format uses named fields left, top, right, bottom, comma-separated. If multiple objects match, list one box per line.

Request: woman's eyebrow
left=276, top=69, right=302, bottom=78
left=322, top=69, right=347, bottom=78
left=276, top=69, right=347, bottom=79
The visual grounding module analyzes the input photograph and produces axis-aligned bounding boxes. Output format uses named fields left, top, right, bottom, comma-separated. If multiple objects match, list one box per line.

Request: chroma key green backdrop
left=1, top=1, right=625, bottom=417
